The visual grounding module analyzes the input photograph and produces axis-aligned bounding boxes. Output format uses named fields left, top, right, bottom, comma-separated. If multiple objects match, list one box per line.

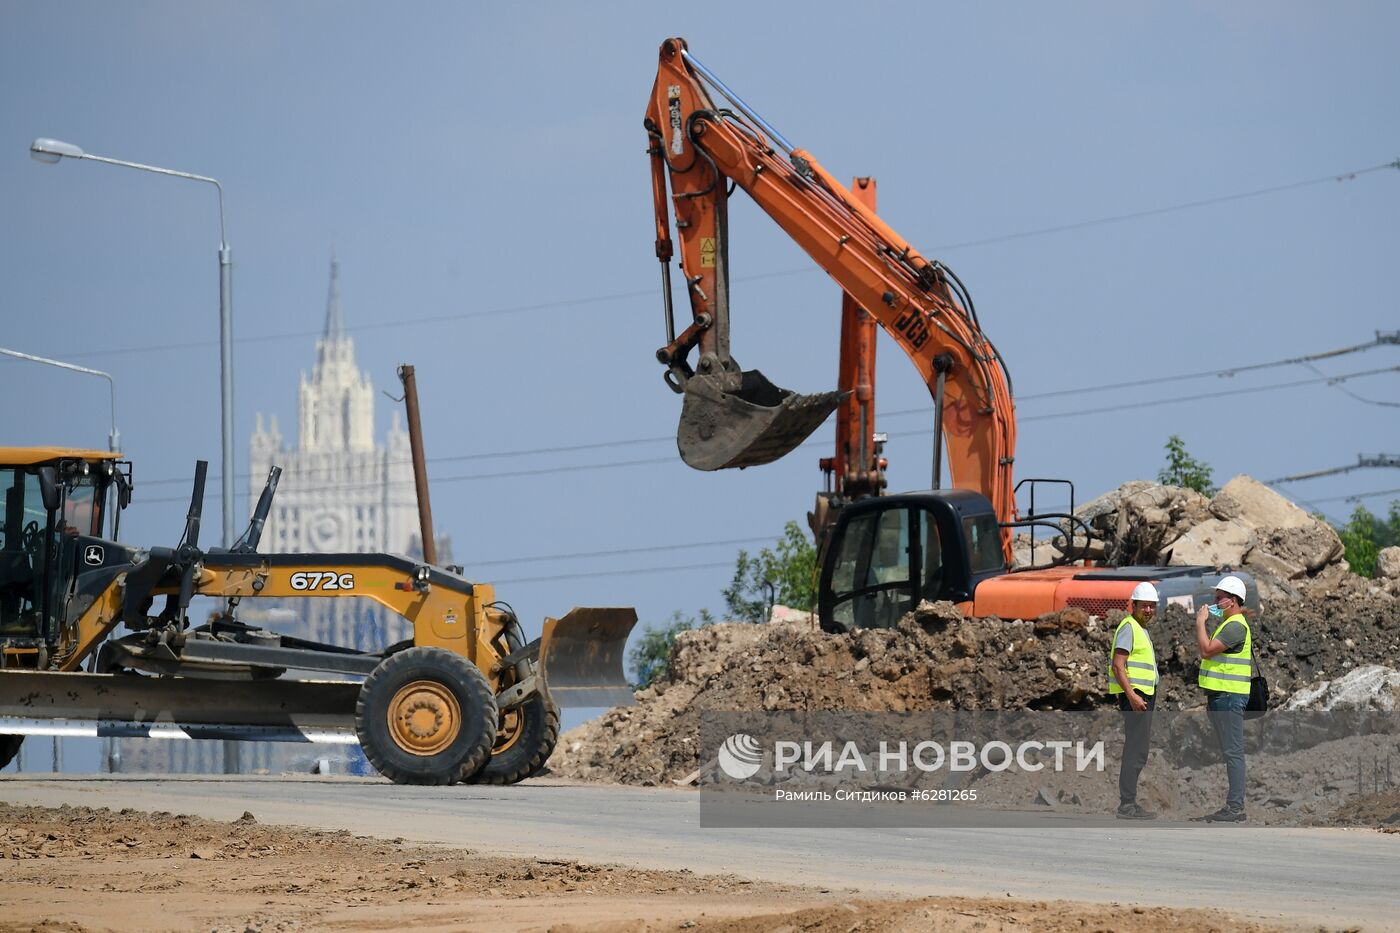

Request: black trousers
left=1117, top=690, right=1156, bottom=806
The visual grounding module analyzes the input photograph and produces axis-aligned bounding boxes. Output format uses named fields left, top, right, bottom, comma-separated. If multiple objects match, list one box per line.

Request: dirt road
left=3, top=774, right=1396, bottom=930
left=1, top=799, right=1287, bottom=933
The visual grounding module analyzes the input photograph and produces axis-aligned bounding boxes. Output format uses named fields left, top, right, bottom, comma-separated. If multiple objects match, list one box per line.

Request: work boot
left=1202, top=807, right=1246, bottom=823
left=1115, top=803, right=1157, bottom=820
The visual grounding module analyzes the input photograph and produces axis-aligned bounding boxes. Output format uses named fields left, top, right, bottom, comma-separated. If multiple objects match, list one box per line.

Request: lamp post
left=30, top=138, right=234, bottom=551
left=0, top=347, right=118, bottom=452
left=32, top=137, right=239, bottom=774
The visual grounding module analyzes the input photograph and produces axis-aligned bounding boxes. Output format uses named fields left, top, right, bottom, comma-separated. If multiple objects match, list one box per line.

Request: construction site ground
left=6, top=480, right=1398, bottom=929
left=3, top=775, right=1396, bottom=932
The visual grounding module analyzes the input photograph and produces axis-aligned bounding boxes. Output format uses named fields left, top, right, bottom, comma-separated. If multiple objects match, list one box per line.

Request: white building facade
left=249, top=257, right=418, bottom=567
left=122, top=259, right=439, bottom=775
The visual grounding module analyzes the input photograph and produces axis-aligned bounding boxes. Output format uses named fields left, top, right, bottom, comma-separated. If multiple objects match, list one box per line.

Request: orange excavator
left=645, top=37, right=1256, bottom=629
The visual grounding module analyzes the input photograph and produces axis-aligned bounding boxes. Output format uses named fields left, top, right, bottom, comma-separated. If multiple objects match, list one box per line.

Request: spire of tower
left=323, top=251, right=345, bottom=341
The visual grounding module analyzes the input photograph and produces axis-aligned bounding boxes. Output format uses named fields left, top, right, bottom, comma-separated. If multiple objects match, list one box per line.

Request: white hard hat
left=1130, top=582, right=1159, bottom=603
left=1215, top=575, right=1247, bottom=601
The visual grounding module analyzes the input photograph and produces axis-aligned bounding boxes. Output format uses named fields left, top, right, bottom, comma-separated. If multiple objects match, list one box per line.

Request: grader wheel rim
left=492, top=706, right=525, bottom=755
left=387, top=680, right=461, bottom=757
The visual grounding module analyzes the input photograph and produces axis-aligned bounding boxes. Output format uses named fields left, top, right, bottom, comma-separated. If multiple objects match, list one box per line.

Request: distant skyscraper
left=249, top=256, right=418, bottom=589
left=120, top=256, right=447, bottom=775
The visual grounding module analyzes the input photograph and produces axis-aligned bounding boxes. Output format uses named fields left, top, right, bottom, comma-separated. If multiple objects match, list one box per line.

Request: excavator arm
left=646, top=37, right=1018, bottom=536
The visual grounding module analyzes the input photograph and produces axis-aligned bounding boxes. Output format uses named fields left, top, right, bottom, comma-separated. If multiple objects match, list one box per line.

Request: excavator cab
left=817, top=489, right=1005, bottom=633
left=676, top=370, right=844, bottom=471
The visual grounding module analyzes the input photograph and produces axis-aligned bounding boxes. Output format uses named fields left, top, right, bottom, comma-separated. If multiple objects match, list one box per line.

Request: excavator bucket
left=537, top=607, right=638, bottom=708
left=677, top=370, right=846, bottom=471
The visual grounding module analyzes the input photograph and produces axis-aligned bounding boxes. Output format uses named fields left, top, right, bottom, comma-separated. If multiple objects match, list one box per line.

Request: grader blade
left=0, top=670, right=360, bottom=743
left=677, top=370, right=845, bottom=471
left=537, top=607, right=637, bottom=708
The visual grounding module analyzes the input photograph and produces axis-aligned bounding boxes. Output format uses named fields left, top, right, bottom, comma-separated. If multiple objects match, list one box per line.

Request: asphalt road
left=3, top=774, right=1396, bottom=930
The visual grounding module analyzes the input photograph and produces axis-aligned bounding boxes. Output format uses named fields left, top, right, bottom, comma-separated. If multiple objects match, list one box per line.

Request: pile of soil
left=1331, top=789, right=1400, bottom=832
left=553, top=606, right=1107, bottom=785
left=554, top=478, right=1398, bottom=790
left=552, top=589, right=1400, bottom=787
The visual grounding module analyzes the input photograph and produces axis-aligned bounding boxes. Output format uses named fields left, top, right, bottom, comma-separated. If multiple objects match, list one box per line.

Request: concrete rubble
left=1049, top=474, right=1351, bottom=601
left=1378, top=546, right=1400, bottom=581
left=1285, top=665, right=1400, bottom=712
left=552, top=475, right=1399, bottom=812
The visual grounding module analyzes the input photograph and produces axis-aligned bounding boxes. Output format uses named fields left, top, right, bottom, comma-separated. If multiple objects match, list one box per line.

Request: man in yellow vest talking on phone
left=1196, top=574, right=1253, bottom=823
left=1109, top=581, right=1160, bottom=820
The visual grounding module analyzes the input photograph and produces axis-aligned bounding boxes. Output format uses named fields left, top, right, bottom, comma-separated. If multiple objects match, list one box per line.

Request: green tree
left=1157, top=435, right=1216, bottom=495
left=1336, top=501, right=1400, bottom=578
left=722, top=521, right=818, bottom=622
left=626, top=609, right=713, bottom=689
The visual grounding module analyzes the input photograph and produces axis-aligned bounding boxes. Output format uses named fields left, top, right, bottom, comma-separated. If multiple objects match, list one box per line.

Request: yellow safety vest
left=1108, top=616, right=1157, bottom=696
left=1198, top=613, right=1253, bottom=694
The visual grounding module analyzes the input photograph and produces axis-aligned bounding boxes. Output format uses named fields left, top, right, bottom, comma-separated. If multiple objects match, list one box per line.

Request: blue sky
left=2, top=3, right=1397, bottom=752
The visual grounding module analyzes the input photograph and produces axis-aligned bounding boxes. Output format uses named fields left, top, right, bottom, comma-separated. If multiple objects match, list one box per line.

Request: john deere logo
left=718, top=733, right=764, bottom=781
left=83, top=545, right=105, bottom=566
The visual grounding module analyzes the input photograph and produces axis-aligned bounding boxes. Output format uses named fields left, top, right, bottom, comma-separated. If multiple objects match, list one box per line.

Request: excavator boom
left=646, top=38, right=1017, bottom=544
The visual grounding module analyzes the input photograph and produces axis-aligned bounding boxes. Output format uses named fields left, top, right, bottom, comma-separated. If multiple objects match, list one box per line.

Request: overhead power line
left=1017, top=366, right=1400, bottom=425
left=132, top=333, right=1399, bottom=490
left=131, top=363, right=1399, bottom=504
left=1266, top=454, right=1400, bottom=486
left=1305, top=487, right=1400, bottom=506
left=133, top=454, right=682, bottom=504
left=8, top=160, right=1396, bottom=364
left=464, top=534, right=777, bottom=568
left=493, top=560, right=735, bottom=586
left=881, top=330, right=1399, bottom=414
left=137, top=433, right=674, bottom=488
left=925, top=159, right=1400, bottom=253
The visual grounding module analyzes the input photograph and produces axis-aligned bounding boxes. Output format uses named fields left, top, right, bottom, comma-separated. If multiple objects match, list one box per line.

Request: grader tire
left=355, top=647, right=497, bottom=786
left=463, top=693, right=559, bottom=785
left=0, top=734, right=22, bottom=770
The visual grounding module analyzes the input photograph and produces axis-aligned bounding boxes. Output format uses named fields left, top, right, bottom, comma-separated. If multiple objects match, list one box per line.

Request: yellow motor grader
left=0, top=447, right=635, bottom=785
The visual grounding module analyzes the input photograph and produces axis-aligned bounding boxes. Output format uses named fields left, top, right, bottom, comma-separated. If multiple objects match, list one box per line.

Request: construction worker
left=1109, top=581, right=1159, bottom=820
left=1196, top=574, right=1252, bottom=823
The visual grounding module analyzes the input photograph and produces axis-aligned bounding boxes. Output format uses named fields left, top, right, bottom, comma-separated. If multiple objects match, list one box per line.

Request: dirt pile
left=1331, top=789, right=1400, bottom=832
left=553, top=589, right=1400, bottom=786
left=553, top=606, right=1108, bottom=785
left=554, top=477, right=1397, bottom=788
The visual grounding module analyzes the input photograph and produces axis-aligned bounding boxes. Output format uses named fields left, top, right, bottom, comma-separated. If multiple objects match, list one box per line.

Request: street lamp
left=32, top=137, right=240, bottom=776
left=30, top=138, right=235, bottom=552
left=0, top=346, right=118, bottom=452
